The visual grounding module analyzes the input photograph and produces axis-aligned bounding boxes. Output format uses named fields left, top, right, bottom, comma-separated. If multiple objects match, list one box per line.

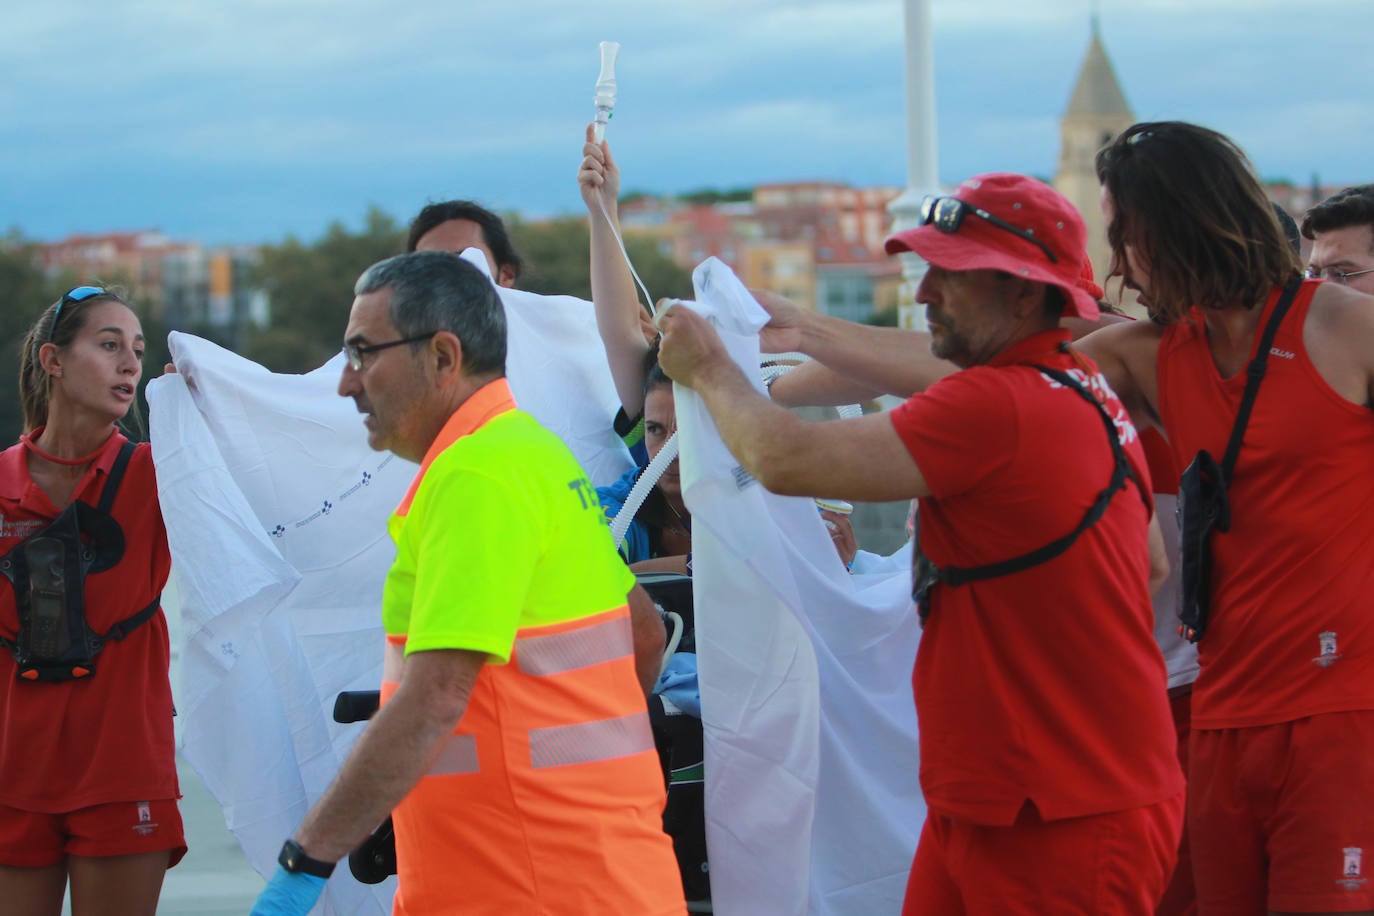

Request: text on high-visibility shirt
left=382, top=379, right=634, bottom=658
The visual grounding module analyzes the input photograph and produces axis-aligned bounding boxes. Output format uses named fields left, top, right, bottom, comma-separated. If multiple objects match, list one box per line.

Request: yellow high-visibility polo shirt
left=383, top=379, right=633, bottom=660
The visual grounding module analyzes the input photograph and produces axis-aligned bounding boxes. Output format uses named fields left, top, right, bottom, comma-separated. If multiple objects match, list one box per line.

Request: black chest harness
left=912, top=366, right=1146, bottom=624
left=0, top=441, right=162, bottom=682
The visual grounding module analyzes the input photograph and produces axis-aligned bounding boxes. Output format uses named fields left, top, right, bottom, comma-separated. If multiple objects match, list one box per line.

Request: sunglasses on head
left=920, top=196, right=1058, bottom=264
left=49, top=286, right=108, bottom=341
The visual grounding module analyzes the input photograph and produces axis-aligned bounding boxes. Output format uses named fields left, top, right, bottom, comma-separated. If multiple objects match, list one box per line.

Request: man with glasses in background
left=1303, top=184, right=1374, bottom=296
left=250, top=251, right=681, bottom=916
left=406, top=200, right=523, bottom=289
left=655, top=173, right=1183, bottom=914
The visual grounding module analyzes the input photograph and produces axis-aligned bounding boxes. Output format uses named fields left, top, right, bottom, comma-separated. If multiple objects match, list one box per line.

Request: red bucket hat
left=885, top=173, right=1100, bottom=320
left=1077, top=258, right=1105, bottom=302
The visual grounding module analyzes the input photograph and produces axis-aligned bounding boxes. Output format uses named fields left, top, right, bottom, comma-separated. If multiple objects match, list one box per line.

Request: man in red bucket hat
left=885, top=173, right=1102, bottom=320
left=656, top=172, right=1183, bottom=914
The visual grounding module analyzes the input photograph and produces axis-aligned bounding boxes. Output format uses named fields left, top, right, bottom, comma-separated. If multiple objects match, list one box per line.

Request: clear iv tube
left=593, top=41, right=619, bottom=143
left=590, top=40, right=655, bottom=315
left=597, top=196, right=656, bottom=317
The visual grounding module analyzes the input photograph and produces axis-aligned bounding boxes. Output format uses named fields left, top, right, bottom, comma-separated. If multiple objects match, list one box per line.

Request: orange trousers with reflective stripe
left=385, top=606, right=684, bottom=915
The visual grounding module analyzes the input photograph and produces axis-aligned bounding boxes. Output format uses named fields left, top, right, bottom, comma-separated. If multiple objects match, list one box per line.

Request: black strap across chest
left=1217, top=275, right=1303, bottom=483
left=1, top=440, right=161, bottom=653
left=97, top=440, right=136, bottom=513
left=917, top=366, right=1142, bottom=594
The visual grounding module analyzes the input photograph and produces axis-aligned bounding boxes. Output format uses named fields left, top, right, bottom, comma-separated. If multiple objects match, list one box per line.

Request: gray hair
left=354, top=251, right=506, bottom=377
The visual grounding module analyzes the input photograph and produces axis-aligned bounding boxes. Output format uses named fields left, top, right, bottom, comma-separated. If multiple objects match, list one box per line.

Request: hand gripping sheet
left=680, top=259, right=924, bottom=916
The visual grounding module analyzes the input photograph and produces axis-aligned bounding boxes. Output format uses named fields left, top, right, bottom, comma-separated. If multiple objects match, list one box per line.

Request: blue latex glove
left=654, top=652, right=701, bottom=718
left=250, top=865, right=327, bottom=915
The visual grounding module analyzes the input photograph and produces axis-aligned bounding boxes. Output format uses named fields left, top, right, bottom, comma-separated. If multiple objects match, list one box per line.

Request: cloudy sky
left=2, top=0, right=1369, bottom=246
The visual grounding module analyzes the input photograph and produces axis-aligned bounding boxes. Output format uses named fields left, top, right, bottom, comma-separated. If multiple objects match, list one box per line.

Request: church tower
left=1054, top=14, right=1135, bottom=289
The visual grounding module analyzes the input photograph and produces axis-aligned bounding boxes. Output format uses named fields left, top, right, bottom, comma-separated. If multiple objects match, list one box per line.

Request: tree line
left=0, top=210, right=694, bottom=445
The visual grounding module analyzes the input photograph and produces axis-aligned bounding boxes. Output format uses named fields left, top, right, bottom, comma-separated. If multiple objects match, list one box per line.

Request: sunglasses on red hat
left=919, top=196, right=1058, bottom=264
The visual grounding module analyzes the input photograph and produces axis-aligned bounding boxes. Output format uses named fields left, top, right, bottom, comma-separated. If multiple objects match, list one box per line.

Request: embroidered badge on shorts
left=1339, top=847, right=1367, bottom=891
left=1313, top=631, right=1342, bottom=668
left=133, top=801, right=159, bottom=837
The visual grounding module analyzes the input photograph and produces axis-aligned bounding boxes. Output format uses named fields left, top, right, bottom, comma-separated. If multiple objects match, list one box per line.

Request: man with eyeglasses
left=1302, top=183, right=1374, bottom=296
left=655, top=172, right=1183, bottom=914
left=250, top=251, right=682, bottom=916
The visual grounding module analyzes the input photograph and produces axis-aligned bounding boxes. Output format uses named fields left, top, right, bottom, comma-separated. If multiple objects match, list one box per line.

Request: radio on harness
left=0, top=441, right=162, bottom=682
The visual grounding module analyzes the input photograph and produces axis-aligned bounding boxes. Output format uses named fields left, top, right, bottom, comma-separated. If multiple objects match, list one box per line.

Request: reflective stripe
left=514, top=613, right=632, bottom=677
left=528, top=712, right=654, bottom=769
left=426, top=733, right=479, bottom=776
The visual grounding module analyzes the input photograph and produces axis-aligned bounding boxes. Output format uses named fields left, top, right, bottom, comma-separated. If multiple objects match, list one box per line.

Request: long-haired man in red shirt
left=1076, top=121, right=1374, bottom=916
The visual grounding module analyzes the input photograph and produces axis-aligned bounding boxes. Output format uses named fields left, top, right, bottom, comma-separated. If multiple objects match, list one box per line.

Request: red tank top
left=1158, top=279, right=1374, bottom=728
left=1141, top=429, right=1178, bottom=497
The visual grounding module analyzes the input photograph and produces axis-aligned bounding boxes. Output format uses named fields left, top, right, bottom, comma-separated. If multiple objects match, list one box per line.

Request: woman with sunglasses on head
left=0, top=287, right=183, bottom=916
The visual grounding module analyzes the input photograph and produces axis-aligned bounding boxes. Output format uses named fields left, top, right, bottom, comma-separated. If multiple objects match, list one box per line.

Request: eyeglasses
left=50, top=286, right=107, bottom=341
left=342, top=333, right=437, bottom=371
left=920, top=196, right=1059, bottom=264
left=1305, top=265, right=1374, bottom=285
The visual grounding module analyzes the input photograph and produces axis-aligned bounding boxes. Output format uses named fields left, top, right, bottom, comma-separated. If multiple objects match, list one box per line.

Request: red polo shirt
left=0, top=432, right=178, bottom=812
left=890, top=329, right=1181, bottom=825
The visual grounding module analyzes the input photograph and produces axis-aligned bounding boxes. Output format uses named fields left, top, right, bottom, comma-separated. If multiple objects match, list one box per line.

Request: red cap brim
left=886, top=225, right=1100, bottom=321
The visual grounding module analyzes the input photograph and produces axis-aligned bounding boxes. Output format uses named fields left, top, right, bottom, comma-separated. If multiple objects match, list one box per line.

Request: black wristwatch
left=278, top=838, right=336, bottom=879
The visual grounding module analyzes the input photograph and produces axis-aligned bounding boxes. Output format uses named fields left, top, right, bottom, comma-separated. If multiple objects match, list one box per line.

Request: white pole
left=886, top=0, right=940, bottom=330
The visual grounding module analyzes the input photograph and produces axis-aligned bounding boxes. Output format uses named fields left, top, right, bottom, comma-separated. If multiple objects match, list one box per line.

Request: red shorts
left=0, top=799, right=186, bottom=868
left=902, top=794, right=1184, bottom=916
left=1189, top=710, right=1374, bottom=914
left=1156, top=688, right=1196, bottom=916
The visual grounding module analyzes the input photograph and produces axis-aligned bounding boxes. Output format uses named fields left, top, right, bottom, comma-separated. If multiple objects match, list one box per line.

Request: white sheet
left=681, top=258, right=924, bottom=916
left=149, top=250, right=633, bottom=914
left=149, top=250, right=923, bottom=916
